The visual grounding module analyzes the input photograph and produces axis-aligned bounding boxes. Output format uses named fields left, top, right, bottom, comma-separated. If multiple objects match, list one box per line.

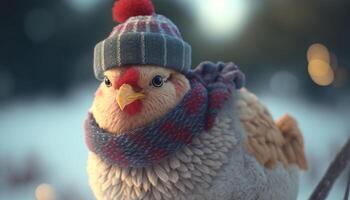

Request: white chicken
left=85, top=1, right=307, bottom=200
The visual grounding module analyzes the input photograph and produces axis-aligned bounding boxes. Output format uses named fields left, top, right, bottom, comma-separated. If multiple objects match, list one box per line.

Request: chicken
left=85, top=62, right=307, bottom=200
left=91, top=66, right=190, bottom=135
left=85, top=0, right=307, bottom=199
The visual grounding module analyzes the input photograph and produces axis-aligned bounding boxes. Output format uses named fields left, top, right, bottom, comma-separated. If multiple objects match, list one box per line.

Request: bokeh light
left=65, top=0, right=103, bottom=13
left=308, top=59, right=332, bottom=78
left=188, top=0, right=255, bottom=40
left=307, top=43, right=330, bottom=63
left=310, top=67, right=335, bottom=86
left=307, top=43, right=335, bottom=86
left=24, top=8, right=55, bottom=43
left=35, top=184, right=55, bottom=200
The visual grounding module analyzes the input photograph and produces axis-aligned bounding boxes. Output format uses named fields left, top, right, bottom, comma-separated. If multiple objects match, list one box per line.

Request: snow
left=0, top=85, right=97, bottom=200
left=260, top=94, right=349, bottom=200
left=0, top=85, right=348, bottom=200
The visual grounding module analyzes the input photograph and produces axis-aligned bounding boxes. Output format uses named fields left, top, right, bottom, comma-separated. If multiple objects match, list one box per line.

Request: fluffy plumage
left=91, top=66, right=190, bottom=134
left=239, top=90, right=308, bottom=170
left=86, top=63, right=307, bottom=200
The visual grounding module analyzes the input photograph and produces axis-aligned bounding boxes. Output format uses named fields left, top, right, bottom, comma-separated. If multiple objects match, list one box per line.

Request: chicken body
left=87, top=65, right=306, bottom=200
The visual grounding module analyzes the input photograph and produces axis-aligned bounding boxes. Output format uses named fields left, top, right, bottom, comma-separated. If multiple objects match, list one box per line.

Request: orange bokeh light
left=310, top=69, right=334, bottom=86
left=308, top=59, right=332, bottom=78
left=307, top=43, right=335, bottom=86
left=35, top=183, right=55, bottom=200
left=307, top=43, right=330, bottom=64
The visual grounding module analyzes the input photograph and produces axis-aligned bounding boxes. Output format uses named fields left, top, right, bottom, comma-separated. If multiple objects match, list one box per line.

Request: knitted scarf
left=85, top=62, right=245, bottom=168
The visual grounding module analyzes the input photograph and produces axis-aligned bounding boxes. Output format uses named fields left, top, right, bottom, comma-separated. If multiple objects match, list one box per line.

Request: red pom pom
left=112, top=0, right=155, bottom=23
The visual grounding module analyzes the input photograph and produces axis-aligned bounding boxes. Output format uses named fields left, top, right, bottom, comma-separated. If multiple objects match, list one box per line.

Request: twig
left=309, top=137, right=350, bottom=200
left=344, top=165, right=350, bottom=200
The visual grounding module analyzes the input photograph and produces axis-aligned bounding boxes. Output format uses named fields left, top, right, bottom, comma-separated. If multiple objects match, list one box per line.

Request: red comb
left=115, top=67, right=140, bottom=89
left=115, top=67, right=143, bottom=116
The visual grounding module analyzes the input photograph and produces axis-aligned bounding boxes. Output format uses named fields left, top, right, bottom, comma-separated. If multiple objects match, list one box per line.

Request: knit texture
left=94, top=14, right=192, bottom=81
left=85, top=62, right=245, bottom=168
left=87, top=88, right=299, bottom=200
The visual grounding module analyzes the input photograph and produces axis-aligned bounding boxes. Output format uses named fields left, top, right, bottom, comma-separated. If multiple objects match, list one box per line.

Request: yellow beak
left=116, top=84, right=145, bottom=110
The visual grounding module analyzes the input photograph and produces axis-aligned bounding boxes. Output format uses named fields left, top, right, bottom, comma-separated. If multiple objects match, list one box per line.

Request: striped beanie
left=93, top=0, right=192, bottom=80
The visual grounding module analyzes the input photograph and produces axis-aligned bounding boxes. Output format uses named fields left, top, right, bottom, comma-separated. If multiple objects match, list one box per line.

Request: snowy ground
left=260, top=94, right=349, bottom=200
left=0, top=85, right=349, bottom=200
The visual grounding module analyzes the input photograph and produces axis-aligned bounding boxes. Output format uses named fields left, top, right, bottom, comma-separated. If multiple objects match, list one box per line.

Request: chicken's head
left=92, top=66, right=190, bottom=134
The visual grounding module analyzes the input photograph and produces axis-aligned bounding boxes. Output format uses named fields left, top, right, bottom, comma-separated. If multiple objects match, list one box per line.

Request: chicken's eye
left=151, top=75, right=164, bottom=87
left=104, top=76, right=112, bottom=87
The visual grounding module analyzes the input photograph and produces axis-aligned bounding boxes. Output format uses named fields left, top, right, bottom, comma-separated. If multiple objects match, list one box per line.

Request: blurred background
left=0, top=0, right=349, bottom=199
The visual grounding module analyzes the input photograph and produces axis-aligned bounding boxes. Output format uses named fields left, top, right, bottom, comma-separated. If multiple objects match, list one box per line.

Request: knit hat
left=93, top=0, right=192, bottom=80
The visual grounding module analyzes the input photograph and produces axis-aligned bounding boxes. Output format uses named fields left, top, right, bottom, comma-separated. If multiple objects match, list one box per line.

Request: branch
left=345, top=166, right=350, bottom=200
left=309, top=137, right=350, bottom=200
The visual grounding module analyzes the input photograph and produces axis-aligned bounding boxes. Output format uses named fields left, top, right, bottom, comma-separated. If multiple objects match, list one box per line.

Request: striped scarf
left=85, top=62, right=245, bottom=168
